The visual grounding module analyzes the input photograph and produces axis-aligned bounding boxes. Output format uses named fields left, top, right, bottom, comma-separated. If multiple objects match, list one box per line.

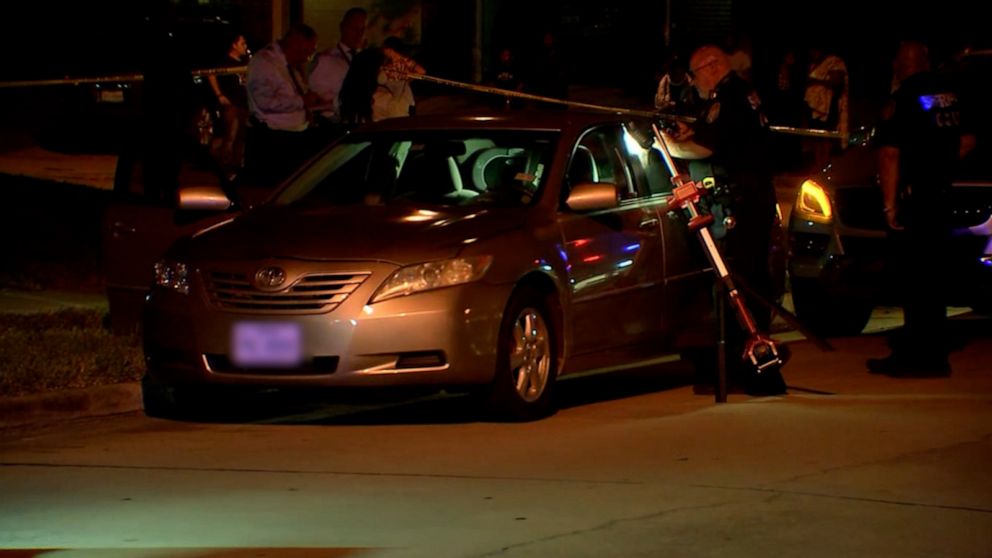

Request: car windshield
left=274, top=130, right=558, bottom=209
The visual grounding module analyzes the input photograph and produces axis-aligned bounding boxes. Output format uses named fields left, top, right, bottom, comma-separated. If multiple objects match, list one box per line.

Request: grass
left=0, top=308, right=144, bottom=398
left=0, top=175, right=137, bottom=398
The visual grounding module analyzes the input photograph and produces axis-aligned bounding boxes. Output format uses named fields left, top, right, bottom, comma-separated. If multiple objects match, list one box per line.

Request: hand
left=668, top=121, right=694, bottom=142
left=217, top=95, right=232, bottom=107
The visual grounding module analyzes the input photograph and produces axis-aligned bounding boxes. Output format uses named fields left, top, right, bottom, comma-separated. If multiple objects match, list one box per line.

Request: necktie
left=287, top=64, right=311, bottom=122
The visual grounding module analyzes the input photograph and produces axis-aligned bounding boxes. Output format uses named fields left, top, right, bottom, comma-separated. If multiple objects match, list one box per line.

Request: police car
left=787, top=50, right=992, bottom=336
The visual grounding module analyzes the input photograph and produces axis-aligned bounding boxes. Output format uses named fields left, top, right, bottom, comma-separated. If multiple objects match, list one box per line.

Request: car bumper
left=143, top=266, right=513, bottom=390
left=789, top=219, right=991, bottom=307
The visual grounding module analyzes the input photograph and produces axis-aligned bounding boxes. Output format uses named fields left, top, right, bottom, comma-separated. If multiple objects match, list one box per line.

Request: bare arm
left=660, top=123, right=713, bottom=160
left=879, top=145, right=902, bottom=230
left=207, top=75, right=230, bottom=106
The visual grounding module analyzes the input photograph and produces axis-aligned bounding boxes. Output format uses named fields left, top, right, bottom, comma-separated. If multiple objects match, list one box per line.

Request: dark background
left=2, top=0, right=987, bottom=127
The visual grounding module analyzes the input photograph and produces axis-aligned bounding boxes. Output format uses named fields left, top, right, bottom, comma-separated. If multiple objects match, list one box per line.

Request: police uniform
left=872, top=70, right=968, bottom=373
left=687, top=72, right=785, bottom=394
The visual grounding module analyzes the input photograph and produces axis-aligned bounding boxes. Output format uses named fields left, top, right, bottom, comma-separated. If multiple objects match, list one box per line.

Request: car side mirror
left=566, top=182, right=619, bottom=212
left=177, top=185, right=233, bottom=212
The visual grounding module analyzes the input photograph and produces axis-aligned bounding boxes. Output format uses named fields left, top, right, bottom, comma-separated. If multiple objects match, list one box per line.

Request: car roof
left=355, top=110, right=648, bottom=136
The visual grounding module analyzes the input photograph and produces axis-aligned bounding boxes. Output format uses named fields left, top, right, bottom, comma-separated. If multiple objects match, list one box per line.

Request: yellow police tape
left=0, top=66, right=248, bottom=88
left=0, top=65, right=843, bottom=141
left=405, top=73, right=845, bottom=141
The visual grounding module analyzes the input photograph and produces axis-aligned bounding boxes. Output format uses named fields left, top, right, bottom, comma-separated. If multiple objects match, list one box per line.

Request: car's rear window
left=274, top=131, right=558, bottom=208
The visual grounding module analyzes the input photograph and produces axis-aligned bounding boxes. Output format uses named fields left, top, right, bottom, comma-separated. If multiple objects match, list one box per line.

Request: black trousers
left=691, top=202, right=779, bottom=386
left=888, top=195, right=951, bottom=360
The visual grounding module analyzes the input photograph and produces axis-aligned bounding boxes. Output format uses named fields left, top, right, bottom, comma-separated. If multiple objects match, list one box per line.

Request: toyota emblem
left=254, top=267, right=287, bottom=289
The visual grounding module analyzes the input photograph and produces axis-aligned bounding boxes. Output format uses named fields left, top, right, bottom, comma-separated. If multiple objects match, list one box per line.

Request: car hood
left=177, top=203, right=528, bottom=264
left=817, top=145, right=879, bottom=189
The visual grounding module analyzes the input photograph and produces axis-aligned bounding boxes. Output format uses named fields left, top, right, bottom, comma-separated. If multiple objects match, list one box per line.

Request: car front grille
left=205, top=271, right=371, bottom=313
left=204, top=354, right=339, bottom=375
left=835, top=184, right=992, bottom=231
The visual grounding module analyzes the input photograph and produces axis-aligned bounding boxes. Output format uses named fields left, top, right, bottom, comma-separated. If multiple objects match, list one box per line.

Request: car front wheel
left=486, top=287, right=558, bottom=421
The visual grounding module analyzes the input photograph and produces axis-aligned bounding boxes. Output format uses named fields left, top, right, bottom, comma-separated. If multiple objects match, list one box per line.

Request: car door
left=558, top=124, right=667, bottom=355
left=103, top=157, right=236, bottom=334
left=635, top=137, right=716, bottom=348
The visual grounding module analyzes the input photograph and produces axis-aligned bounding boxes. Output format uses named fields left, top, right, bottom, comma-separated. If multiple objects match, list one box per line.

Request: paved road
left=1, top=316, right=990, bottom=557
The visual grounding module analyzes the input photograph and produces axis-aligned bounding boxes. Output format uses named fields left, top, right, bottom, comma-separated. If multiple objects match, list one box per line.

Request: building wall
left=302, top=0, right=423, bottom=52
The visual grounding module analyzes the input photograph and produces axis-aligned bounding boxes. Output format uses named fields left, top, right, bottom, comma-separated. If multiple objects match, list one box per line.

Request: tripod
left=649, top=123, right=791, bottom=401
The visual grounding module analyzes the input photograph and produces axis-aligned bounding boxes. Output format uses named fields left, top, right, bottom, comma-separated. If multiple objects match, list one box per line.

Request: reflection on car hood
left=818, top=145, right=879, bottom=188
left=179, top=203, right=527, bottom=264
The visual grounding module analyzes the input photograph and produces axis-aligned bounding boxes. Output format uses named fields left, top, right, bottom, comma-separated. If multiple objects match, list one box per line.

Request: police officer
left=662, top=44, right=787, bottom=396
left=867, top=41, right=976, bottom=377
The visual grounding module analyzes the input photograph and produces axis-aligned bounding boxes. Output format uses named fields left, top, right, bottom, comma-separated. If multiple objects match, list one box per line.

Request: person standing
left=661, top=44, right=786, bottom=396
left=804, top=44, right=849, bottom=169
left=338, top=40, right=424, bottom=126
left=486, top=46, right=525, bottom=110
left=867, top=41, right=976, bottom=377
left=654, top=57, right=697, bottom=116
left=207, top=31, right=250, bottom=181
left=244, top=23, right=322, bottom=184
left=527, top=30, right=567, bottom=102
left=308, top=7, right=368, bottom=127
left=375, top=36, right=425, bottom=120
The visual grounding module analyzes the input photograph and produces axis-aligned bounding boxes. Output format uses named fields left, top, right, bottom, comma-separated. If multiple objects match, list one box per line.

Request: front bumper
left=143, top=260, right=513, bottom=390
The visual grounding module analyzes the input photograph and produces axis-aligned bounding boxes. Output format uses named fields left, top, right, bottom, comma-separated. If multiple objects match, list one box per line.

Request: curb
left=0, top=382, right=142, bottom=429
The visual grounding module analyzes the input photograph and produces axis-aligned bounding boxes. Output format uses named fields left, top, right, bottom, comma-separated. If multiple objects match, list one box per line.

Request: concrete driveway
left=1, top=316, right=990, bottom=557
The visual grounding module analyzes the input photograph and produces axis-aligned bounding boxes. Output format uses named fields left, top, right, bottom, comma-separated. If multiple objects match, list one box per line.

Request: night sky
left=2, top=0, right=985, bottom=106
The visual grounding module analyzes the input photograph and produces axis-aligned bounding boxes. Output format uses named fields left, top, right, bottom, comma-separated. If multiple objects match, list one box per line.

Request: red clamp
left=669, top=175, right=715, bottom=231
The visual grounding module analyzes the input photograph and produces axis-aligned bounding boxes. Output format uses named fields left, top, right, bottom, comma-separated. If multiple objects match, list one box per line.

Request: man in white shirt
left=309, top=8, right=368, bottom=123
left=245, top=24, right=321, bottom=183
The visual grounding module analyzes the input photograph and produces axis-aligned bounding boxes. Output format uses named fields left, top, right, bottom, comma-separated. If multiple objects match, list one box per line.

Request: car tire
left=791, top=277, right=873, bottom=337
left=141, top=375, right=222, bottom=420
left=141, top=374, right=180, bottom=419
left=486, top=287, right=558, bottom=421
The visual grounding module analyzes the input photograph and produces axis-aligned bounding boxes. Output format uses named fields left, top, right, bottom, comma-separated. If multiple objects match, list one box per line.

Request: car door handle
left=639, top=218, right=659, bottom=230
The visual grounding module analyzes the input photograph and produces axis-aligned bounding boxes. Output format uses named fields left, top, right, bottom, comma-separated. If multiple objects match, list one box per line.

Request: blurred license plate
left=231, top=322, right=303, bottom=368
left=98, top=90, right=125, bottom=103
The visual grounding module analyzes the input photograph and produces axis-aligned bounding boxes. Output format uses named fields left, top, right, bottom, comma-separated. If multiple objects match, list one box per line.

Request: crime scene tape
left=405, top=72, right=846, bottom=141
left=0, top=66, right=248, bottom=89
left=0, top=64, right=844, bottom=141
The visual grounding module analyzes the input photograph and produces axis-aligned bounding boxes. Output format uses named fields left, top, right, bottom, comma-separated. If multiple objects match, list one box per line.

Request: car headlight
left=371, top=256, right=494, bottom=303
left=795, top=179, right=833, bottom=221
left=153, top=260, right=190, bottom=295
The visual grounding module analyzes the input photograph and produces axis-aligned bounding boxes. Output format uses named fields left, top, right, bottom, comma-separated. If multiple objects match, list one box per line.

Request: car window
left=113, top=145, right=227, bottom=207
left=620, top=124, right=675, bottom=195
left=566, top=124, right=674, bottom=200
left=569, top=126, right=637, bottom=199
left=273, top=131, right=557, bottom=208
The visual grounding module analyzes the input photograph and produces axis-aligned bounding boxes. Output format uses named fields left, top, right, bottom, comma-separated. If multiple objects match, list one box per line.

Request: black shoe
left=866, top=354, right=951, bottom=377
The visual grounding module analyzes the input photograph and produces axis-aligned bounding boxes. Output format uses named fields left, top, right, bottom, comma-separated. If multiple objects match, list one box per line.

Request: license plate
left=97, top=89, right=125, bottom=103
left=231, top=322, right=303, bottom=368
